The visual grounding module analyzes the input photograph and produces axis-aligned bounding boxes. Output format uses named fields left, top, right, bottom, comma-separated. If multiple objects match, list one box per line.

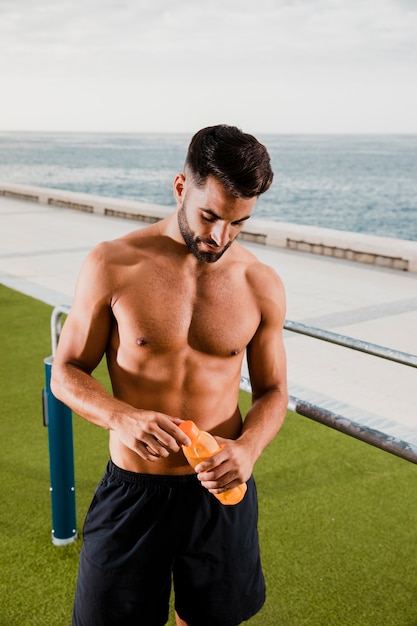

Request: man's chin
left=194, top=247, right=228, bottom=264
left=199, top=253, right=222, bottom=264
left=194, top=241, right=233, bottom=263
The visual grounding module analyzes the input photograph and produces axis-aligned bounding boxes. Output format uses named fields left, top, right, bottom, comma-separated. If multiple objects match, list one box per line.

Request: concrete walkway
left=1, top=194, right=416, bottom=451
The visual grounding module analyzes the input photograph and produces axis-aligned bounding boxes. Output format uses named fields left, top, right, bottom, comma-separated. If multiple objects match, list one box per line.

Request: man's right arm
left=51, top=243, right=190, bottom=460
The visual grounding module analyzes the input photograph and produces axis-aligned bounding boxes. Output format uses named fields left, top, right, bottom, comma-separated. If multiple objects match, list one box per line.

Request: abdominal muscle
left=107, top=357, right=245, bottom=475
left=109, top=406, right=243, bottom=475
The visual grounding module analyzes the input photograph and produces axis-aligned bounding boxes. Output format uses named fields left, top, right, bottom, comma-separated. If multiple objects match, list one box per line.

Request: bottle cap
left=179, top=420, right=199, bottom=442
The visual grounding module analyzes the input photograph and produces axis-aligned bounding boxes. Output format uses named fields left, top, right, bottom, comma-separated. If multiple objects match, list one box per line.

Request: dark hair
left=185, top=125, right=274, bottom=198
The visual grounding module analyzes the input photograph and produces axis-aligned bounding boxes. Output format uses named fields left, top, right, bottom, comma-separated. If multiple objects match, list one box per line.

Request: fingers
left=130, top=414, right=191, bottom=460
left=194, top=443, right=248, bottom=492
left=169, top=418, right=192, bottom=446
left=196, top=457, right=238, bottom=492
left=142, top=429, right=182, bottom=458
left=157, top=418, right=191, bottom=448
left=199, top=471, right=243, bottom=494
left=194, top=448, right=226, bottom=474
left=135, top=434, right=176, bottom=461
left=142, top=438, right=170, bottom=460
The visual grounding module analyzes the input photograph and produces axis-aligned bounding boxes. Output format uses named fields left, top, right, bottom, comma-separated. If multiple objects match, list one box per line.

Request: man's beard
left=177, top=203, right=233, bottom=264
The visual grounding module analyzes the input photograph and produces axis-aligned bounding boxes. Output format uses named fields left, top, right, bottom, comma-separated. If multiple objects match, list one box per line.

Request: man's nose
left=210, top=222, right=230, bottom=247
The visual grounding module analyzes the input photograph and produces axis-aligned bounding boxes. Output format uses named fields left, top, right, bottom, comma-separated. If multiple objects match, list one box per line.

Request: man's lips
left=199, top=240, right=221, bottom=252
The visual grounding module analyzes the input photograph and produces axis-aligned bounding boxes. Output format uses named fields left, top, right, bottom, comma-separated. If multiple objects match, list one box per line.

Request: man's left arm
left=197, top=266, right=288, bottom=493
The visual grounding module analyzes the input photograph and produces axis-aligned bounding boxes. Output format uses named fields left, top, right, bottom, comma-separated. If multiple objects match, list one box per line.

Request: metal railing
left=50, top=304, right=71, bottom=356
left=242, top=319, right=417, bottom=465
left=284, top=320, right=417, bottom=368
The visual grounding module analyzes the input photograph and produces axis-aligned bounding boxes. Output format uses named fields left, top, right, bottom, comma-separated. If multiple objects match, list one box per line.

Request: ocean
left=0, top=132, right=416, bottom=241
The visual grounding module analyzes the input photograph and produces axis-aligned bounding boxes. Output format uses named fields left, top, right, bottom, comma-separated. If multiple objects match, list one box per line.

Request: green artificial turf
left=1, top=284, right=416, bottom=625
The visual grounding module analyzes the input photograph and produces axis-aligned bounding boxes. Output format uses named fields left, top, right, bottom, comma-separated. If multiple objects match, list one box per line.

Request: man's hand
left=113, top=412, right=191, bottom=461
left=194, top=437, right=253, bottom=494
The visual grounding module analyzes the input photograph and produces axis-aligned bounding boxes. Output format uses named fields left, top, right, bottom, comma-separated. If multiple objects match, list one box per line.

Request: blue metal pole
left=43, top=356, right=77, bottom=545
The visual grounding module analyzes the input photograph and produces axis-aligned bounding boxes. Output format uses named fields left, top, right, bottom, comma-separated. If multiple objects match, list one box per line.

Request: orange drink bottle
left=179, top=420, right=247, bottom=505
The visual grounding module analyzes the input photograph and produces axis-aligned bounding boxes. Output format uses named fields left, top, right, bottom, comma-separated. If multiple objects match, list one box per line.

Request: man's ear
left=173, top=173, right=186, bottom=205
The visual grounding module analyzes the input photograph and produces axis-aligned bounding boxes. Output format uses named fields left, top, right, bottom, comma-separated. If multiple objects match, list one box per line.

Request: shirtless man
left=51, top=125, right=288, bottom=626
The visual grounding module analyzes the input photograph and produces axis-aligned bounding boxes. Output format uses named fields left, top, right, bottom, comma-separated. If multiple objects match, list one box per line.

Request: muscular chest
left=111, top=263, right=260, bottom=357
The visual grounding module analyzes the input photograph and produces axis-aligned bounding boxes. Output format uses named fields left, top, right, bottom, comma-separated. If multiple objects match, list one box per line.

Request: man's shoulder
left=238, top=247, right=285, bottom=301
left=233, top=243, right=282, bottom=282
left=90, top=222, right=164, bottom=262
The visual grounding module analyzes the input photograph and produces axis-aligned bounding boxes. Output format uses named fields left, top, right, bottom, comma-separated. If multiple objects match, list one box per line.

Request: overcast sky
left=1, top=0, right=416, bottom=134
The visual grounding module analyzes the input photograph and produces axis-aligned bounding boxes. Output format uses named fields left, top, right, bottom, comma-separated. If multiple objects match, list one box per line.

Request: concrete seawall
left=2, top=182, right=417, bottom=273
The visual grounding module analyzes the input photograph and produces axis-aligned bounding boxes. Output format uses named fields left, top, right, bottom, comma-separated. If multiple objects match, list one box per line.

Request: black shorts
left=72, top=460, right=265, bottom=626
